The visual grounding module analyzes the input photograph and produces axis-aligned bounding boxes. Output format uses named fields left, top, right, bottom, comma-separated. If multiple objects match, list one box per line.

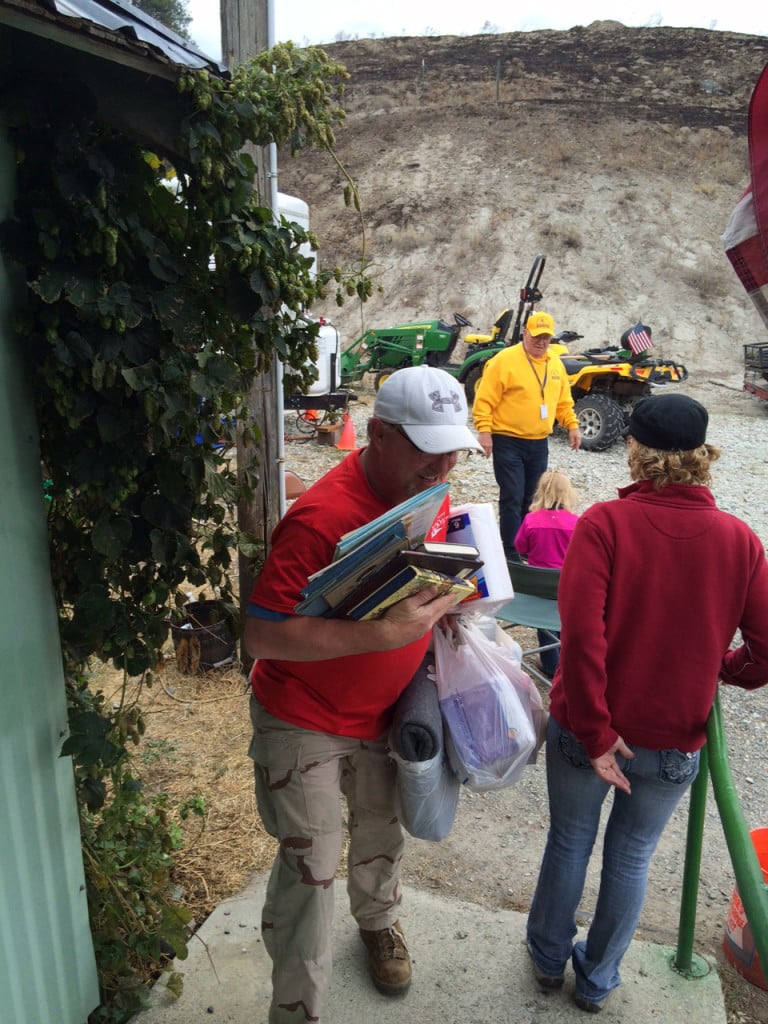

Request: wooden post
left=220, top=0, right=278, bottom=673
left=220, top=0, right=270, bottom=203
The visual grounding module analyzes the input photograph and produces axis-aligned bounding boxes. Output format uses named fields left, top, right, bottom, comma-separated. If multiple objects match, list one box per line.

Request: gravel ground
left=282, top=374, right=768, bottom=546
left=281, top=375, right=768, bottom=1018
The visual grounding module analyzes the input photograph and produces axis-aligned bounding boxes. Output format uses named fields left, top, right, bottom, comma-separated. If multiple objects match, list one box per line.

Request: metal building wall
left=0, top=127, right=99, bottom=1022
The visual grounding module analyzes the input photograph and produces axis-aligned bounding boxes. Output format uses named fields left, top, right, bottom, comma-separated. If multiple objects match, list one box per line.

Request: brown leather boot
left=359, top=920, right=412, bottom=995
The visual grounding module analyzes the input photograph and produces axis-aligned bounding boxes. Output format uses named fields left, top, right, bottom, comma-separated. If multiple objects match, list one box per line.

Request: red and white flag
left=626, top=322, right=653, bottom=355
left=722, top=63, right=768, bottom=332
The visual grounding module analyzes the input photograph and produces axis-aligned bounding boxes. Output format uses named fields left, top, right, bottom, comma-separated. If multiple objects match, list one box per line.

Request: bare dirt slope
left=278, top=22, right=768, bottom=385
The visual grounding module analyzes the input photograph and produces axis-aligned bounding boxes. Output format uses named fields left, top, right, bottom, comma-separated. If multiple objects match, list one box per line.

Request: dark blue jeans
left=537, top=628, right=561, bottom=678
left=491, top=434, right=549, bottom=558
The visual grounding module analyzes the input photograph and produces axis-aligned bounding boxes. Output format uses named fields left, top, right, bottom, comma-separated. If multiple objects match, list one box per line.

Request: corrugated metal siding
left=36, top=0, right=226, bottom=71
left=0, top=131, right=99, bottom=1023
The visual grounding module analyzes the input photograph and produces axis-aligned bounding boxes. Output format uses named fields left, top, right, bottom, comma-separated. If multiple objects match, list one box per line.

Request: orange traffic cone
left=336, top=412, right=357, bottom=450
left=305, top=408, right=318, bottom=422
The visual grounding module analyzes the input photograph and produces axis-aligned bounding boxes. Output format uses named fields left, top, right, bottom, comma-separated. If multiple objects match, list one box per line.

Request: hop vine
left=0, top=42, right=371, bottom=1022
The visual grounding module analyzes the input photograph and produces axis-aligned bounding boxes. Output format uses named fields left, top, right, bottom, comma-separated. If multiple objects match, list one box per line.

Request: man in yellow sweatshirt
left=472, top=311, right=582, bottom=559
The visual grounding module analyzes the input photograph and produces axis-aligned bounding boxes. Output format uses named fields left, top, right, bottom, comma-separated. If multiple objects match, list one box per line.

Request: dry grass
left=375, top=223, right=425, bottom=249
left=679, top=259, right=732, bottom=301
left=537, top=217, right=584, bottom=251
left=93, top=651, right=278, bottom=923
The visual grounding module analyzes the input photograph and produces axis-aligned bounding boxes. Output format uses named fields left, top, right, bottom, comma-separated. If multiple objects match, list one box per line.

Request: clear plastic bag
left=433, top=619, right=538, bottom=791
left=484, top=623, right=548, bottom=761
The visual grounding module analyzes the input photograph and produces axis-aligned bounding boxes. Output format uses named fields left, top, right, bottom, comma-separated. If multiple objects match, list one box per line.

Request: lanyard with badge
left=524, top=350, right=549, bottom=419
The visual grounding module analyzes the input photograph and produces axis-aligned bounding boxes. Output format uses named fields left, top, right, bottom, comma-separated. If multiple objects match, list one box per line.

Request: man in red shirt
left=243, top=366, right=481, bottom=1024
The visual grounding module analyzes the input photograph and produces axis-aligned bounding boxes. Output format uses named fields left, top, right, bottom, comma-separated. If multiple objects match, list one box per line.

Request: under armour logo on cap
left=428, top=388, right=463, bottom=414
left=373, top=366, right=483, bottom=454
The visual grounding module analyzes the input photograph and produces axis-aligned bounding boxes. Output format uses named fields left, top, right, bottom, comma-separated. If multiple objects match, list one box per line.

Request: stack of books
left=294, top=483, right=484, bottom=620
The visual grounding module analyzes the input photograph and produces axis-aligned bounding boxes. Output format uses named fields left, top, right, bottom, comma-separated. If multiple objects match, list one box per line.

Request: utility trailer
left=743, top=342, right=768, bottom=406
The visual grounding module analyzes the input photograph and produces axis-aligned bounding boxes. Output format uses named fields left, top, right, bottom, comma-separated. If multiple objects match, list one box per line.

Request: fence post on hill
left=220, top=0, right=276, bottom=676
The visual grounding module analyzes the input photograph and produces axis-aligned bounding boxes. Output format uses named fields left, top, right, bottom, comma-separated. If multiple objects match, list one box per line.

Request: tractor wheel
left=575, top=393, right=625, bottom=452
left=462, top=364, right=485, bottom=405
left=374, top=370, right=396, bottom=391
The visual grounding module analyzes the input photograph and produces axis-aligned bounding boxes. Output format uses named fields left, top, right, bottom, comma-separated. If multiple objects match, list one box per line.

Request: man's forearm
left=244, top=613, right=396, bottom=661
left=244, top=588, right=463, bottom=662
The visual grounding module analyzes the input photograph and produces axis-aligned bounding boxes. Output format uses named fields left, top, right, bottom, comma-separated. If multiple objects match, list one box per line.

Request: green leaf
left=148, top=251, right=182, bottom=283
left=65, top=272, right=97, bottom=308
left=92, top=354, right=106, bottom=391
left=164, top=972, right=184, bottom=999
left=81, top=776, right=107, bottom=811
left=121, top=365, right=154, bottom=391
left=31, top=267, right=68, bottom=304
left=92, top=515, right=132, bottom=559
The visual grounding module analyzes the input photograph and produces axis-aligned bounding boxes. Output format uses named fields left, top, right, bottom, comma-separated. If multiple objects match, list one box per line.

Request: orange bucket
left=723, top=827, right=768, bottom=989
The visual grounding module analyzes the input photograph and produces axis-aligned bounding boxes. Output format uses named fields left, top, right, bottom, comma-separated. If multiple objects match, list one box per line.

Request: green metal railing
left=674, top=691, right=768, bottom=979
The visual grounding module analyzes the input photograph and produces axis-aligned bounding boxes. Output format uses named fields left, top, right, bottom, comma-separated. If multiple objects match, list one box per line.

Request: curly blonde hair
left=529, top=469, right=579, bottom=512
left=627, top=440, right=721, bottom=489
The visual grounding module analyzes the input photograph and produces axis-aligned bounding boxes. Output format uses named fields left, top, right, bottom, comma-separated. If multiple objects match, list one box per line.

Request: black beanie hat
left=624, top=394, right=708, bottom=452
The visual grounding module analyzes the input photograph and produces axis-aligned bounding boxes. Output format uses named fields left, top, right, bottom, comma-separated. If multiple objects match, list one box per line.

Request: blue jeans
left=536, top=628, right=560, bottom=678
left=526, top=716, right=699, bottom=1005
left=491, top=434, right=549, bottom=558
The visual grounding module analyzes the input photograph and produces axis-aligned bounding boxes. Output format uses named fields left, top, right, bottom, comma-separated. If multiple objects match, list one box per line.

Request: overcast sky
left=185, top=0, right=766, bottom=62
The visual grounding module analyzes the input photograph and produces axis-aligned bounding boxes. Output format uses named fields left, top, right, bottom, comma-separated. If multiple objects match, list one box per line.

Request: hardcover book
left=332, top=482, right=450, bottom=559
left=294, top=483, right=480, bottom=618
left=347, top=566, right=477, bottom=621
left=401, top=546, right=482, bottom=578
left=328, top=547, right=484, bottom=619
left=296, top=524, right=408, bottom=616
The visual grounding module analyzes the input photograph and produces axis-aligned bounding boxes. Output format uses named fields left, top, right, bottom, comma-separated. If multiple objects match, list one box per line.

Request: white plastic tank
left=277, top=192, right=314, bottom=277
left=277, top=193, right=340, bottom=393
left=308, top=319, right=341, bottom=394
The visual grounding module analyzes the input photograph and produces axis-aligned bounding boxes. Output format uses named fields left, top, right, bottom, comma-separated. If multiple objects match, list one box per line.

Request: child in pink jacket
left=514, top=469, right=579, bottom=678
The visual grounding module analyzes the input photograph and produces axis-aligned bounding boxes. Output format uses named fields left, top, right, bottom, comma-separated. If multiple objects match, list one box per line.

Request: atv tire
left=575, top=393, right=625, bottom=452
left=462, top=364, right=486, bottom=405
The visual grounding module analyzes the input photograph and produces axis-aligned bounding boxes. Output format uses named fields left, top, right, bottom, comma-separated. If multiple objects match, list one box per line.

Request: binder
left=294, top=482, right=479, bottom=618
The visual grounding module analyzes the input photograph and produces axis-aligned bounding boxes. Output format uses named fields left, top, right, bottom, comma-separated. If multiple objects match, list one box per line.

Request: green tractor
left=339, top=256, right=546, bottom=397
left=339, top=254, right=689, bottom=452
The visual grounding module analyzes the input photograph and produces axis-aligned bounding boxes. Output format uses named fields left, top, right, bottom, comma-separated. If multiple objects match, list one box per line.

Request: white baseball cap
left=373, top=366, right=482, bottom=454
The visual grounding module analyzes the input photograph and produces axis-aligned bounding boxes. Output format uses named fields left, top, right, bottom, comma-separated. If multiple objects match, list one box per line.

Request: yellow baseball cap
left=526, top=311, right=555, bottom=336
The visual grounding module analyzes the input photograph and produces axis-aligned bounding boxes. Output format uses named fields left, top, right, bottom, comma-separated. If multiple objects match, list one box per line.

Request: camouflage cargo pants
left=248, top=696, right=405, bottom=1024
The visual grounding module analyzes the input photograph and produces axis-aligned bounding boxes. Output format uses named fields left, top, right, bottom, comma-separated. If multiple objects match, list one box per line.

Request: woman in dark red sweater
left=526, top=393, right=768, bottom=1013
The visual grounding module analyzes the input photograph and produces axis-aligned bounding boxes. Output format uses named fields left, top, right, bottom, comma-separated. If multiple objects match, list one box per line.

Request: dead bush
left=375, top=223, right=425, bottom=249
left=679, top=260, right=731, bottom=301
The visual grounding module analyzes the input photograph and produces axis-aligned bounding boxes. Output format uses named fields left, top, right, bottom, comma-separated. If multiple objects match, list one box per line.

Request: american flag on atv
left=626, top=323, right=653, bottom=355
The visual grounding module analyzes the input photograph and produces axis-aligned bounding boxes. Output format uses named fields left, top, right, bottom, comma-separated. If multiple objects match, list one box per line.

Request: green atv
left=339, top=256, right=545, bottom=396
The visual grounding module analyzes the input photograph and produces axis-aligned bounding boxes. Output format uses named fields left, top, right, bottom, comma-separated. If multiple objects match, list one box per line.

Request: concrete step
left=132, top=873, right=726, bottom=1024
